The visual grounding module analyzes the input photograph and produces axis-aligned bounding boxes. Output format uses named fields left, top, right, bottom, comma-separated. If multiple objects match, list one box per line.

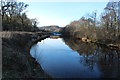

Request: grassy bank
left=1, top=31, right=52, bottom=79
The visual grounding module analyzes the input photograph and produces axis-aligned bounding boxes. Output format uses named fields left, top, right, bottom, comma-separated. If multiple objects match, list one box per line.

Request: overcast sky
left=25, top=2, right=108, bottom=27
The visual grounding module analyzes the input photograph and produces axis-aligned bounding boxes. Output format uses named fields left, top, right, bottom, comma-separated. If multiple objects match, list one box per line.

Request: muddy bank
left=2, top=31, right=52, bottom=79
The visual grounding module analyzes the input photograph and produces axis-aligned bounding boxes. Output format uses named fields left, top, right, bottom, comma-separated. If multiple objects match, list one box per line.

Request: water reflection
left=30, top=36, right=120, bottom=78
left=63, top=37, right=120, bottom=78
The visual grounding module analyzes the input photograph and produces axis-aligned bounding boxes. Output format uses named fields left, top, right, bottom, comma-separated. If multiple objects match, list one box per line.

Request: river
left=30, top=36, right=120, bottom=78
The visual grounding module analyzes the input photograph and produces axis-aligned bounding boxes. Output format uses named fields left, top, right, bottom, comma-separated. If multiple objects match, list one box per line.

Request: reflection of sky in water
left=30, top=38, right=101, bottom=78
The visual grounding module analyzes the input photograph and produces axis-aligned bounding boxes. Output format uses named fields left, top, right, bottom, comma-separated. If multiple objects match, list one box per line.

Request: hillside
left=39, top=25, right=62, bottom=32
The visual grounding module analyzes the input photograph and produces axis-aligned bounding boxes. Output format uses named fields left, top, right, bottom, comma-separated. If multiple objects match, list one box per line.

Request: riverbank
left=62, top=34, right=120, bottom=50
left=1, top=31, right=52, bottom=79
left=80, top=37, right=120, bottom=50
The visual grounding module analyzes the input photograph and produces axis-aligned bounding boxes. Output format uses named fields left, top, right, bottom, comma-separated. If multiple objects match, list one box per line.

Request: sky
left=24, top=1, right=109, bottom=27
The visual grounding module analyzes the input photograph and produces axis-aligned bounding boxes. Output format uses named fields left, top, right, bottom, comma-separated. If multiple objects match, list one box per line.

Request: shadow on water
left=63, top=37, right=120, bottom=78
left=30, top=36, right=120, bottom=78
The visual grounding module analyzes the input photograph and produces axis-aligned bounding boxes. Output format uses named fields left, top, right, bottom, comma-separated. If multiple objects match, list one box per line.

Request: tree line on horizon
left=61, top=1, right=120, bottom=44
left=1, top=0, right=39, bottom=31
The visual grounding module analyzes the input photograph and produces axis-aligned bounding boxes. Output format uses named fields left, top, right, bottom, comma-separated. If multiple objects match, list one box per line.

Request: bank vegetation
left=61, top=1, right=120, bottom=46
left=1, top=0, right=39, bottom=31
left=1, top=0, right=52, bottom=79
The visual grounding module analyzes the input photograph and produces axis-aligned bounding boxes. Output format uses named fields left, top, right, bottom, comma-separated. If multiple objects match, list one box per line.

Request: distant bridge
left=49, top=32, right=61, bottom=36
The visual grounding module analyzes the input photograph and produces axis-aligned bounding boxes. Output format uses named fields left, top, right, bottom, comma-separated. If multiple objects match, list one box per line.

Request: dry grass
left=2, top=31, right=51, bottom=78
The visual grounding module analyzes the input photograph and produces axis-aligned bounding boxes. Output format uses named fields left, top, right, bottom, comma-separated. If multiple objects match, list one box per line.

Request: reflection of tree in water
left=63, top=38, right=97, bottom=55
left=63, top=37, right=120, bottom=78
left=96, top=49, right=120, bottom=78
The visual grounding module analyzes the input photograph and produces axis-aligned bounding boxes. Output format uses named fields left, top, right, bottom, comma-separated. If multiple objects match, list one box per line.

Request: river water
left=30, top=36, right=120, bottom=78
